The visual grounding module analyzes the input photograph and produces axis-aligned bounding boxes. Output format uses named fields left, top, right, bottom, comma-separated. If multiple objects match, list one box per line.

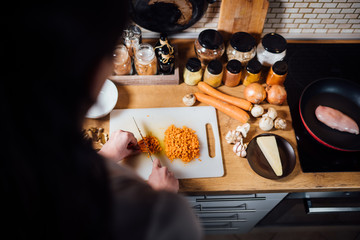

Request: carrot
left=194, top=92, right=250, bottom=123
left=164, top=125, right=200, bottom=163
left=197, top=81, right=253, bottom=111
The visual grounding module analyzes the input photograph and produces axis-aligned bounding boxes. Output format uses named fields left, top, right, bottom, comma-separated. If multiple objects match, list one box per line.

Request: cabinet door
left=186, top=193, right=287, bottom=234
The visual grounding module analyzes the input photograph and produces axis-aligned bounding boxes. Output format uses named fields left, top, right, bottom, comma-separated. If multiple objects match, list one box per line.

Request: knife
left=132, top=117, right=153, bottom=162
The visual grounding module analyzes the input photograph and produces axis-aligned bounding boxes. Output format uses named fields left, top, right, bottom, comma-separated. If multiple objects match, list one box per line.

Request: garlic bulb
left=274, top=118, right=287, bottom=130
left=262, top=107, right=277, bottom=120
left=236, top=123, right=250, bottom=138
left=251, top=104, right=264, bottom=118
left=233, top=140, right=247, bottom=158
left=259, top=116, right=274, bottom=131
left=182, top=93, right=196, bottom=106
left=225, top=130, right=242, bottom=144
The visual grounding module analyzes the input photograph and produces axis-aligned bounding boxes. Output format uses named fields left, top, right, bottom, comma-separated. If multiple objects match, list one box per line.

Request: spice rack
left=108, top=46, right=179, bottom=85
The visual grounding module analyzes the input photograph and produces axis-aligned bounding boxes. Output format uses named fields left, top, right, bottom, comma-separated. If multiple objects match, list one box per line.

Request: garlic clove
left=236, top=123, right=251, bottom=138
left=182, top=93, right=196, bottom=106
left=240, top=150, right=247, bottom=158
left=233, top=142, right=241, bottom=153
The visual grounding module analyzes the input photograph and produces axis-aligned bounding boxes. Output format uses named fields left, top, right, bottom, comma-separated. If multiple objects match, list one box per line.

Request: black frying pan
left=129, top=0, right=216, bottom=33
left=299, top=78, right=360, bottom=152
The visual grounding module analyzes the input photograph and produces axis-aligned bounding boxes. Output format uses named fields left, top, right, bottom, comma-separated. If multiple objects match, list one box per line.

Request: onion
left=266, top=84, right=287, bottom=105
left=244, top=83, right=266, bottom=104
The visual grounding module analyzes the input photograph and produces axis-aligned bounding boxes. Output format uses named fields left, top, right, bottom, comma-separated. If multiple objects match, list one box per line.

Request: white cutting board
left=109, top=106, right=224, bottom=179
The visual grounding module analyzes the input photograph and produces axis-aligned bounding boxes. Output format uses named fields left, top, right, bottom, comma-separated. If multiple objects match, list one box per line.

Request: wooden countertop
left=84, top=39, right=360, bottom=195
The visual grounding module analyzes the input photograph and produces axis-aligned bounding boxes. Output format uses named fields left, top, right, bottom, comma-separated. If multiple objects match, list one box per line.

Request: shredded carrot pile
left=138, top=136, right=162, bottom=154
left=164, top=125, right=200, bottom=163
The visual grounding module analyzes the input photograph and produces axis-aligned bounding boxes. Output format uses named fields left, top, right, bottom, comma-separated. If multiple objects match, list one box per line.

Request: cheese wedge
left=256, top=136, right=283, bottom=176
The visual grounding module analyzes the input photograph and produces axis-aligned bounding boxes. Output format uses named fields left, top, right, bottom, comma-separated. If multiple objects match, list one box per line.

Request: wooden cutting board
left=109, top=106, right=224, bottom=180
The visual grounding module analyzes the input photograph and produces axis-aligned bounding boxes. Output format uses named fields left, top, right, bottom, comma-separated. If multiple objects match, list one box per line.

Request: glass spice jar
left=194, top=29, right=225, bottom=67
left=256, top=32, right=287, bottom=67
left=223, top=59, right=242, bottom=87
left=183, top=58, right=202, bottom=86
left=226, top=32, right=256, bottom=65
left=203, top=59, right=223, bottom=88
left=134, top=43, right=157, bottom=75
left=113, top=45, right=132, bottom=75
left=242, top=58, right=262, bottom=86
left=266, top=60, right=288, bottom=86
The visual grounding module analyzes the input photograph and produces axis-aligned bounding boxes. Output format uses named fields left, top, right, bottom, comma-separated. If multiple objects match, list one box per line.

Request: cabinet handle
left=199, top=214, right=247, bottom=223
left=196, top=196, right=266, bottom=202
left=193, top=204, right=256, bottom=214
left=202, top=223, right=239, bottom=231
left=203, top=227, right=240, bottom=231
left=305, top=199, right=360, bottom=214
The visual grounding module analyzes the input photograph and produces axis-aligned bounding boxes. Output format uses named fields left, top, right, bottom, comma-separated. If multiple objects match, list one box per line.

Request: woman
left=0, top=1, right=202, bottom=239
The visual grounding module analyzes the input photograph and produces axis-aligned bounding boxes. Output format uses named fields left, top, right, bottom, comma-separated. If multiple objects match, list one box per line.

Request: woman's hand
left=148, top=158, right=179, bottom=193
left=98, top=130, right=141, bottom=162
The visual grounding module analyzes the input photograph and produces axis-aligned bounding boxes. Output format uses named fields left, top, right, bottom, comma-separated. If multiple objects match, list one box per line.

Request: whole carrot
left=197, top=81, right=253, bottom=111
left=194, top=92, right=250, bottom=123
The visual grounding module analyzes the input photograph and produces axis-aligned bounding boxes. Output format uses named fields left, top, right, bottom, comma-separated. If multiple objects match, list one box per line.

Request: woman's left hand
left=98, top=129, right=141, bottom=162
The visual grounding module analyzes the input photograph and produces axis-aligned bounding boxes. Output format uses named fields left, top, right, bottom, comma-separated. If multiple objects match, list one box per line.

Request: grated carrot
left=138, top=135, right=162, bottom=154
left=164, top=125, right=200, bottom=163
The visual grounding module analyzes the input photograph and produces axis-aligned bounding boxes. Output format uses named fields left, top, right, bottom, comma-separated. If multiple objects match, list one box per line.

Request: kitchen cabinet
left=186, top=193, right=287, bottom=234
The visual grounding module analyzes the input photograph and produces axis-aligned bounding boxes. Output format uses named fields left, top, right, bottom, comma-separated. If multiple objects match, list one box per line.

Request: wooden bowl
left=246, top=133, right=296, bottom=180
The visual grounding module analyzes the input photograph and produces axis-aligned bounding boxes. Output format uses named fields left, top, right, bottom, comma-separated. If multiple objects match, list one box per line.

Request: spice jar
left=223, top=59, right=242, bottom=87
left=266, top=60, right=288, bottom=86
left=134, top=43, right=157, bottom=75
left=194, top=29, right=225, bottom=66
left=113, top=45, right=132, bottom=75
left=226, top=32, right=256, bottom=65
left=256, top=32, right=287, bottom=67
left=242, top=58, right=262, bottom=86
left=203, top=59, right=223, bottom=88
left=183, top=58, right=202, bottom=86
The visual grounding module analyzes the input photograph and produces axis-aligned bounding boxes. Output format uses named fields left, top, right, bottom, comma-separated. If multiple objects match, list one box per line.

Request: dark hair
left=1, top=1, right=128, bottom=239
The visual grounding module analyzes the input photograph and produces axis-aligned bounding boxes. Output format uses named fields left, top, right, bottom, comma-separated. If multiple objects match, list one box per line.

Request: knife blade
left=132, top=117, right=153, bottom=162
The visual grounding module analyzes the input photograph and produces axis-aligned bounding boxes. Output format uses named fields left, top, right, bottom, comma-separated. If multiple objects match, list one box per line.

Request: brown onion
left=244, top=83, right=266, bottom=104
left=266, top=84, right=287, bottom=105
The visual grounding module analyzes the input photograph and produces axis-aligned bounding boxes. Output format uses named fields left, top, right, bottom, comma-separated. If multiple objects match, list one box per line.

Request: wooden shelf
left=109, top=45, right=179, bottom=85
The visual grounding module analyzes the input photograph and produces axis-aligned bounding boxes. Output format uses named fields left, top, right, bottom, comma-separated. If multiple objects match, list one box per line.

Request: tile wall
left=139, top=0, right=360, bottom=39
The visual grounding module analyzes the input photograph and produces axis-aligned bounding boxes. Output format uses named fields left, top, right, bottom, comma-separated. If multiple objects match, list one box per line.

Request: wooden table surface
left=84, top=39, right=360, bottom=195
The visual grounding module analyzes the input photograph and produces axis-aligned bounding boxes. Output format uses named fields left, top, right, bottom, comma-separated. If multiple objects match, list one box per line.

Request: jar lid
left=226, top=59, right=242, bottom=74
left=261, top=33, right=287, bottom=54
left=272, top=61, right=288, bottom=75
left=185, top=58, right=201, bottom=72
left=207, top=60, right=223, bottom=75
left=246, top=58, right=262, bottom=74
left=198, top=29, right=224, bottom=50
left=230, top=32, right=256, bottom=52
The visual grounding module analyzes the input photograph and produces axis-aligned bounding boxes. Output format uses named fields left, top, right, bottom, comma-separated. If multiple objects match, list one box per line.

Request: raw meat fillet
left=315, top=105, right=359, bottom=135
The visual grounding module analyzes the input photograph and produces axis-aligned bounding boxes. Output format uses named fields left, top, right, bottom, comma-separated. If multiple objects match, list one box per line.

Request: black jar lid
left=230, top=32, right=256, bottom=52
left=198, top=29, right=224, bottom=50
left=246, top=58, right=262, bottom=74
left=272, top=61, right=288, bottom=75
left=207, top=60, right=223, bottom=75
left=185, top=58, right=201, bottom=72
left=261, top=32, right=287, bottom=54
left=226, top=59, right=242, bottom=74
